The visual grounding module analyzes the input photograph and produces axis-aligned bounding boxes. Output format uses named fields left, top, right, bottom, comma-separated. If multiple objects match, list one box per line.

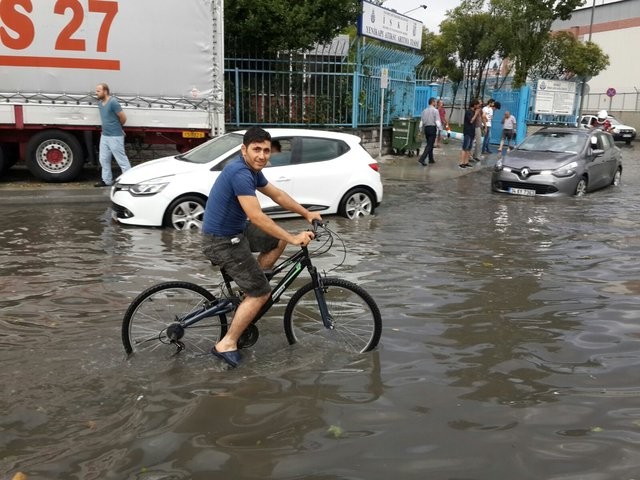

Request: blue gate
left=413, top=85, right=438, bottom=116
left=490, top=86, right=530, bottom=145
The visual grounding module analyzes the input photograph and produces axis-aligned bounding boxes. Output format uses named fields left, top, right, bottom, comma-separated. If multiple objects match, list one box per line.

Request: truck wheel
left=26, top=130, right=84, bottom=182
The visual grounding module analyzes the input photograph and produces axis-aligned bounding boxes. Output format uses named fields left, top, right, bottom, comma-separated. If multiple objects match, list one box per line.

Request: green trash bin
left=392, top=117, right=421, bottom=156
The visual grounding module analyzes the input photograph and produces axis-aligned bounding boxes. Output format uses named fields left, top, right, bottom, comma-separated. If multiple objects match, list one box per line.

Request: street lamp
left=403, top=5, right=427, bottom=15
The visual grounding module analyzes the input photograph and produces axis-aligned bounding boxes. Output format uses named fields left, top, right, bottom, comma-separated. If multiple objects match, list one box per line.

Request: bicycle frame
left=178, top=244, right=333, bottom=330
left=253, top=245, right=334, bottom=329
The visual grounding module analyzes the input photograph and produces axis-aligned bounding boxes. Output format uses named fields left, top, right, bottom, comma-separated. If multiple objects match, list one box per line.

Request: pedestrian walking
left=94, top=83, right=131, bottom=187
left=417, top=97, right=441, bottom=166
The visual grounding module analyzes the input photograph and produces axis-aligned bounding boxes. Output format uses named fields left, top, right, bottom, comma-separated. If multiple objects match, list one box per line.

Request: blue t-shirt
left=98, top=98, right=124, bottom=136
left=202, top=156, right=268, bottom=236
left=463, top=109, right=476, bottom=137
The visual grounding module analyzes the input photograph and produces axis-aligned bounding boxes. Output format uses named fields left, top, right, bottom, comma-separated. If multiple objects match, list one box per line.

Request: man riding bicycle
left=202, top=126, right=322, bottom=368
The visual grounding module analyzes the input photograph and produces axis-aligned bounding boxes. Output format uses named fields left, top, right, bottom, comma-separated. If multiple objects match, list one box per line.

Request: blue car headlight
left=552, top=161, right=578, bottom=178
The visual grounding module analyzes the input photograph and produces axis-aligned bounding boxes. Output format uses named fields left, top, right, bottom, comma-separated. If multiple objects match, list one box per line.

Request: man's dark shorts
left=202, top=223, right=279, bottom=297
left=462, top=134, right=473, bottom=151
left=502, top=129, right=515, bottom=140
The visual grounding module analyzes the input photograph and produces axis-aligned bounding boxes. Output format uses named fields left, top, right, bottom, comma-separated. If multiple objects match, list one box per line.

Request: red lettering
left=54, top=0, right=85, bottom=51
left=89, top=0, right=117, bottom=53
left=0, top=0, right=35, bottom=50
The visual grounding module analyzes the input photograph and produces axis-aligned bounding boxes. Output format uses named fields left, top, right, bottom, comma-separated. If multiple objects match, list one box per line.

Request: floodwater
left=2, top=147, right=640, bottom=479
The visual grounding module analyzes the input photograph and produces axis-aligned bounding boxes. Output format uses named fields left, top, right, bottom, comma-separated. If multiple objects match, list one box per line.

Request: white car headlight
left=552, top=161, right=578, bottom=178
left=129, top=181, right=169, bottom=196
left=494, top=158, right=503, bottom=171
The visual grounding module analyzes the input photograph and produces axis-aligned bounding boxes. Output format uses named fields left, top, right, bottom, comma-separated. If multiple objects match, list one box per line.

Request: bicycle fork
left=310, top=266, right=334, bottom=329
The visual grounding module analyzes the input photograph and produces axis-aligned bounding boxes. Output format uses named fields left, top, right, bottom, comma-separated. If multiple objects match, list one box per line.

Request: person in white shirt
left=498, top=111, right=517, bottom=153
left=481, top=99, right=497, bottom=154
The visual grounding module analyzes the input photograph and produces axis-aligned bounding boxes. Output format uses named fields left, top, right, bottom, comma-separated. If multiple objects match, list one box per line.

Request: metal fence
left=224, top=41, right=423, bottom=128
left=418, top=78, right=584, bottom=128
left=582, top=91, right=640, bottom=113
left=224, top=47, right=638, bottom=132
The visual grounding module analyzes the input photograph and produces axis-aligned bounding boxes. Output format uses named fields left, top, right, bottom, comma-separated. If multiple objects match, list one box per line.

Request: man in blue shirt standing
left=94, top=83, right=131, bottom=187
left=202, top=126, right=322, bottom=367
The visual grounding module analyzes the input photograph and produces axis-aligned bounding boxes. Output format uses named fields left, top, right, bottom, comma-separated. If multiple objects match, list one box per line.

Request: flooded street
left=2, top=147, right=640, bottom=479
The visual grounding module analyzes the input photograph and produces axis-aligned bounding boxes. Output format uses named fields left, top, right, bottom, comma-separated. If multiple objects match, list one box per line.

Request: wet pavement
left=2, top=140, right=640, bottom=479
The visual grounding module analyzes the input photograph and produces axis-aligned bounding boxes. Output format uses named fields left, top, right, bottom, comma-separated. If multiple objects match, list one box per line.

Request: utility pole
left=579, top=0, right=597, bottom=117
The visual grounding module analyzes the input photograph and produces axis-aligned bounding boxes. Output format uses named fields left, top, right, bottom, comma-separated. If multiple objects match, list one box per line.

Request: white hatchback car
left=110, top=128, right=383, bottom=230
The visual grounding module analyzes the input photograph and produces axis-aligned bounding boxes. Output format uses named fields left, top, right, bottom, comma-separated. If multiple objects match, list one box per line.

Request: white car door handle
left=274, top=176, right=291, bottom=182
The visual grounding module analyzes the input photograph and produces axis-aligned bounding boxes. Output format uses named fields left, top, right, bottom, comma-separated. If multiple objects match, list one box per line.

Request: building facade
left=552, top=0, right=640, bottom=115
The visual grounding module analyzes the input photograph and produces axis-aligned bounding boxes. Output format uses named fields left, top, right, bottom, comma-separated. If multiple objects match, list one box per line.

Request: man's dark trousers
left=418, top=125, right=437, bottom=165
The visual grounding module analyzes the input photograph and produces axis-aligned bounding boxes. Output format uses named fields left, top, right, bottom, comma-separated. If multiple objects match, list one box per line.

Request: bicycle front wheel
left=122, top=281, right=228, bottom=356
left=283, top=278, right=382, bottom=353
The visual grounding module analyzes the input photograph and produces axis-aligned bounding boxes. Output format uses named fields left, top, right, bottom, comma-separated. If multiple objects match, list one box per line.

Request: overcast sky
left=377, top=0, right=463, bottom=33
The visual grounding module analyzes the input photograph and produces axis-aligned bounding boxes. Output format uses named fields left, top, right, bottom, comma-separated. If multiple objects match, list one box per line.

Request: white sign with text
left=359, top=1, right=423, bottom=50
left=534, top=79, right=577, bottom=115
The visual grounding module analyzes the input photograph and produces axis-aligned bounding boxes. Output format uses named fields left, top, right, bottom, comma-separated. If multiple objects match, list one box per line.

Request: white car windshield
left=178, top=133, right=244, bottom=164
left=518, top=132, right=583, bottom=154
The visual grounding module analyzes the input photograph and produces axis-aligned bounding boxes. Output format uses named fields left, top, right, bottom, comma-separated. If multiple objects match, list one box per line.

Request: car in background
left=492, top=127, right=622, bottom=197
left=580, top=114, right=636, bottom=144
left=110, top=129, right=383, bottom=230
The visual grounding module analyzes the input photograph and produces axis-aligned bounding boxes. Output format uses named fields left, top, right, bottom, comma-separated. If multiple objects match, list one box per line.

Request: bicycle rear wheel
left=122, top=281, right=228, bottom=356
left=283, top=278, right=382, bottom=353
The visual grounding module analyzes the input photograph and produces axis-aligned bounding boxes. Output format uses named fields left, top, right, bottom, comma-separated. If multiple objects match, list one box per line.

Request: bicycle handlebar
left=310, top=219, right=327, bottom=240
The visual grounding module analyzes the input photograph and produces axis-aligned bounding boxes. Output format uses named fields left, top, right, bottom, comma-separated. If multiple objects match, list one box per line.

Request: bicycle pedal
left=237, top=324, right=259, bottom=349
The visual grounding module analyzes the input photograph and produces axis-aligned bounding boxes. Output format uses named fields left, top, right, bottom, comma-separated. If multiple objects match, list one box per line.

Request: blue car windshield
left=178, top=133, right=244, bottom=164
left=518, top=132, right=583, bottom=154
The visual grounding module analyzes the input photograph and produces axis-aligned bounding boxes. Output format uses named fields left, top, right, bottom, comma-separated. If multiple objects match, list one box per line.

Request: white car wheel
left=165, top=196, right=206, bottom=230
left=338, top=188, right=375, bottom=219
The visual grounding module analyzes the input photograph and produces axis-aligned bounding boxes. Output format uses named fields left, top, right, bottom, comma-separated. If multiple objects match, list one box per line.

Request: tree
left=439, top=2, right=505, bottom=101
left=529, top=31, right=609, bottom=81
left=564, top=40, right=610, bottom=79
left=491, top=0, right=584, bottom=87
left=224, top=0, right=361, bottom=55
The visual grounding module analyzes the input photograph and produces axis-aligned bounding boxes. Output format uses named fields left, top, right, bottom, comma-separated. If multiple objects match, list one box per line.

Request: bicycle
left=121, top=222, right=382, bottom=359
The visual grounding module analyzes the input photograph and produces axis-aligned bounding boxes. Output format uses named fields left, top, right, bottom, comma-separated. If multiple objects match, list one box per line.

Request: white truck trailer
left=0, top=0, right=224, bottom=181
